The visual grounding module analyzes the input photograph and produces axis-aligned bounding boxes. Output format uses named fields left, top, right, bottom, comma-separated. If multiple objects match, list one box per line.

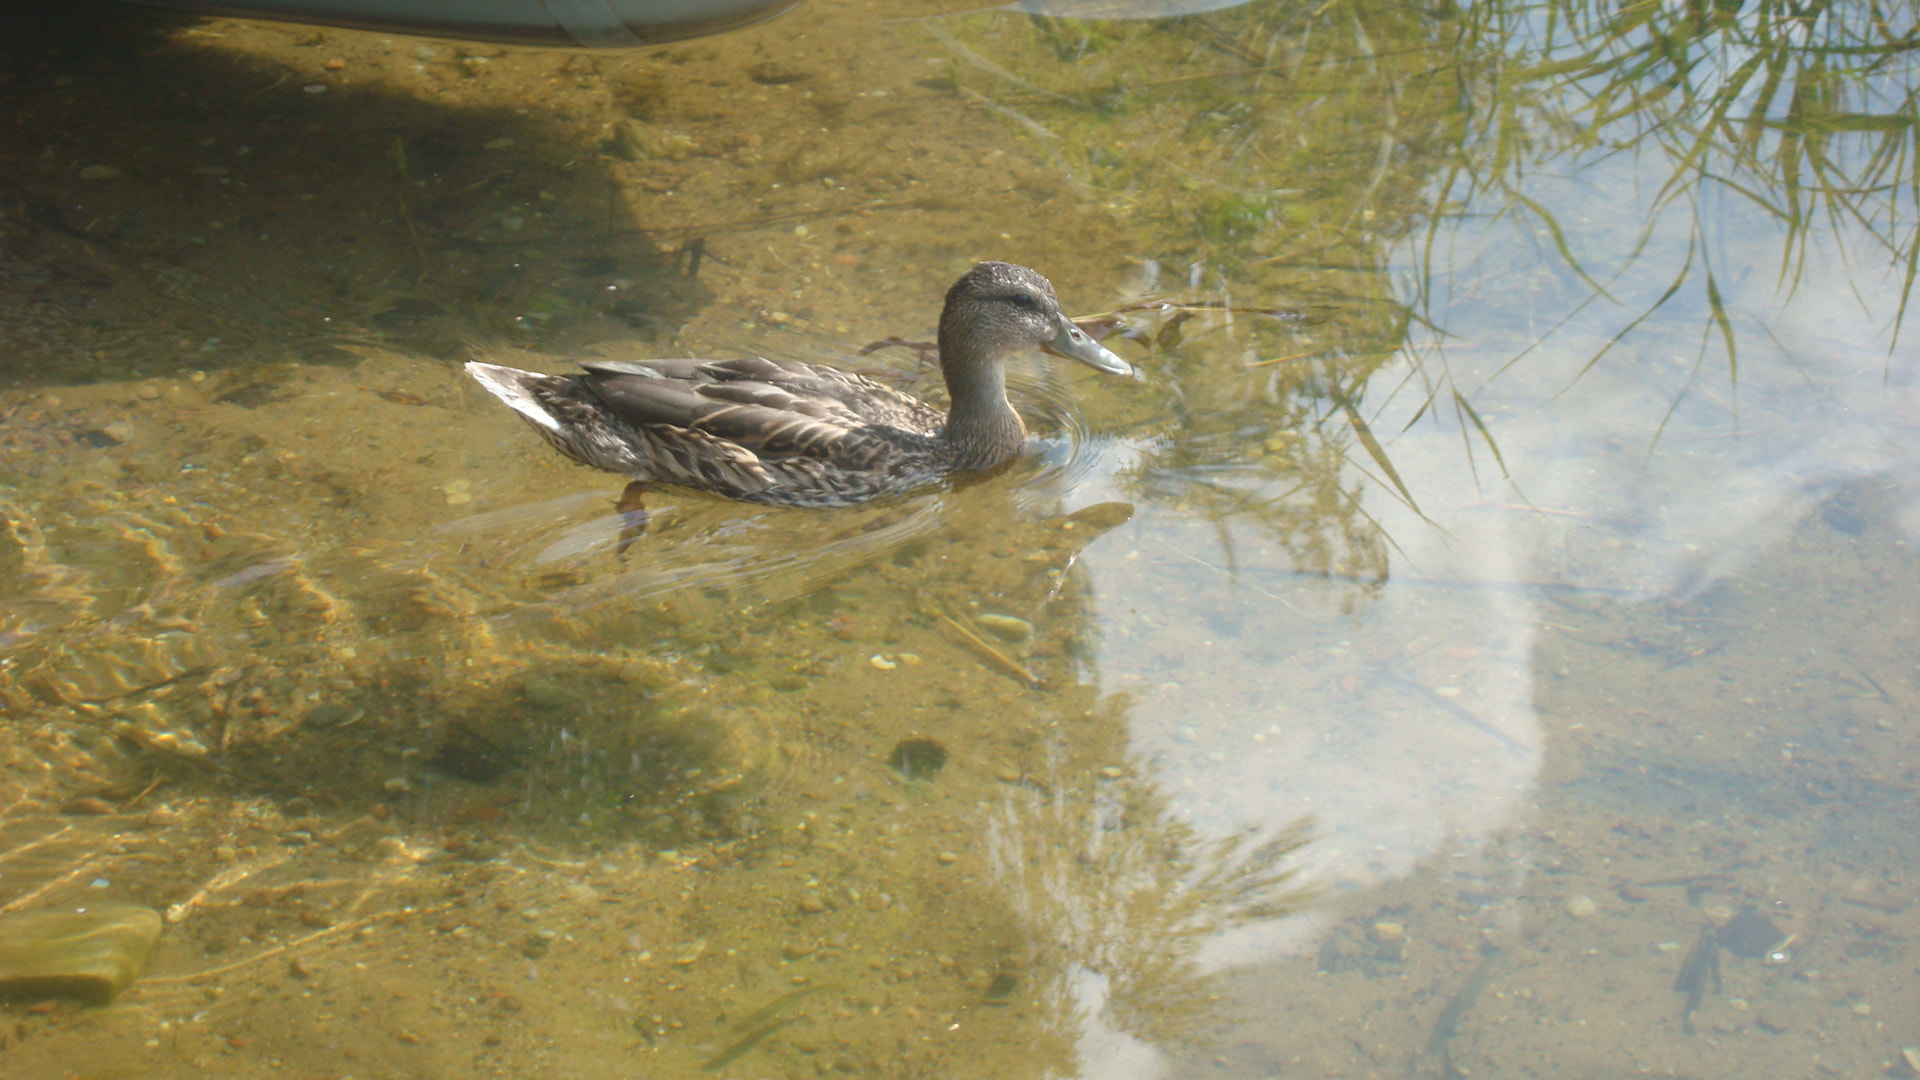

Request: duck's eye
left=1007, top=292, right=1041, bottom=310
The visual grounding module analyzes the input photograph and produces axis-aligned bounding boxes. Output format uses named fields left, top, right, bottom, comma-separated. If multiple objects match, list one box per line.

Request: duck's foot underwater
left=615, top=481, right=650, bottom=556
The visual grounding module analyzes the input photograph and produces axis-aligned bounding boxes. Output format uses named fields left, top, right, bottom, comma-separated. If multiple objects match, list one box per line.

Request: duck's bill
left=1043, top=317, right=1142, bottom=380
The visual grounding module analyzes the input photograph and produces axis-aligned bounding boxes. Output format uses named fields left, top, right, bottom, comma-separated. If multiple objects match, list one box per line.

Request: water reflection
left=0, top=0, right=1915, bottom=1077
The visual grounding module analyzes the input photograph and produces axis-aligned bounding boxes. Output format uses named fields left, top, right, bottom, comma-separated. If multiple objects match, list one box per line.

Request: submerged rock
left=0, top=905, right=163, bottom=1003
left=973, top=613, right=1034, bottom=644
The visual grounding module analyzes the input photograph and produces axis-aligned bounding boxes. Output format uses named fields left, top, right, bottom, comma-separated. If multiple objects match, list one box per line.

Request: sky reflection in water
left=981, top=0, right=1916, bottom=1071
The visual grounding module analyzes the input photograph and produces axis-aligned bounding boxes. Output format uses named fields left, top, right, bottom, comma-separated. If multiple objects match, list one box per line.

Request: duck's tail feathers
left=465, top=361, right=566, bottom=434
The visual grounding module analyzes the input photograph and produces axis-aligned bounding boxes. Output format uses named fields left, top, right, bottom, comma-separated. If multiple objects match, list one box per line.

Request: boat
left=121, top=0, right=802, bottom=47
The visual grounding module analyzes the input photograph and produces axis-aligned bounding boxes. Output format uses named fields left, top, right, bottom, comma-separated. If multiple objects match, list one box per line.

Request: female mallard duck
left=465, top=261, right=1137, bottom=508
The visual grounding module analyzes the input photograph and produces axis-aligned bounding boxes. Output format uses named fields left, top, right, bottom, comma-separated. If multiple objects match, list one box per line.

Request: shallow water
left=0, top=1, right=1915, bottom=1076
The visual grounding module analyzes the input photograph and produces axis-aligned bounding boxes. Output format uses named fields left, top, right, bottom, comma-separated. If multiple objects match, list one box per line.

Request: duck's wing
left=577, top=357, right=943, bottom=463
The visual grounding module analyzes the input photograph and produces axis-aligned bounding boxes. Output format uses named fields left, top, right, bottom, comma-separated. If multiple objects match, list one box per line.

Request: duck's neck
left=939, top=338, right=1026, bottom=471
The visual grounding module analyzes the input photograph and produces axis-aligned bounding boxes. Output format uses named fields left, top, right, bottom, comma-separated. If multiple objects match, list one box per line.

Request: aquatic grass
left=985, top=777, right=1321, bottom=1057
left=1421, top=0, right=1920, bottom=396
left=922, top=0, right=1915, bottom=559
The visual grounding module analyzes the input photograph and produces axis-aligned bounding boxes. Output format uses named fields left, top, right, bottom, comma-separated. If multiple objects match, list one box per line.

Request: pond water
left=0, top=0, right=1915, bottom=1076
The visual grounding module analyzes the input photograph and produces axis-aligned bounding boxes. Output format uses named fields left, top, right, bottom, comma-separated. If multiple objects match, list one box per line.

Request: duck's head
left=937, top=262, right=1137, bottom=382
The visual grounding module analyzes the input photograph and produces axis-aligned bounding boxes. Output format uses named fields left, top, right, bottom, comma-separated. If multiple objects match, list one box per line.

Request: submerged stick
left=936, top=608, right=1042, bottom=687
left=701, top=982, right=842, bottom=1071
left=701, top=1016, right=800, bottom=1071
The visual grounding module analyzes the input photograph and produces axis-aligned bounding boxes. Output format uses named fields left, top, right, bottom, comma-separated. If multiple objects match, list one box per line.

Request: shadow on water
left=0, top=4, right=706, bottom=388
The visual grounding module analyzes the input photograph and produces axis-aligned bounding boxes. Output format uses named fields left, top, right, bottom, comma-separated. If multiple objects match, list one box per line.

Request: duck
left=464, top=261, right=1138, bottom=509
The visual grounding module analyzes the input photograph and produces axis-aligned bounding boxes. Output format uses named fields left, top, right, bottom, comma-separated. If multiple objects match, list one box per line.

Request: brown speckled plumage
left=465, top=262, right=1136, bottom=508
